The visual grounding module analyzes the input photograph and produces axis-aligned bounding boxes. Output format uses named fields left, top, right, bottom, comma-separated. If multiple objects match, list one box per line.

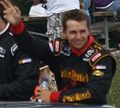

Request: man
left=0, top=3, right=40, bottom=101
left=1, top=0, right=116, bottom=105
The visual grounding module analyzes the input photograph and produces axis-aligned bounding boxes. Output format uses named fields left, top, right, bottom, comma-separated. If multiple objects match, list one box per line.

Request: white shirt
left=29, top=4, right=48, bottom=17
left=47, top=0, right=80, bottom=16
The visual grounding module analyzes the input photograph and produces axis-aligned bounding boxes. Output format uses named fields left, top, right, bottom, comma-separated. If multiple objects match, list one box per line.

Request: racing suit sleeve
left=51, top=56, right=116, bottom=105
left=0, top=51, right=39, bottom=101
left=10, top=21, right=53, bottom=64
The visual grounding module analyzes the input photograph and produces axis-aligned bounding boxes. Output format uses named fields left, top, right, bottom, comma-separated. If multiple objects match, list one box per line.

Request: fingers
left=3, top=13, right=7, bottom=19
left=0, top=0, right=20, bottom=13
left=0, top=0, right=12, bottom=9
left=0, top=1, right=8, bottom=9
left=35, top=91, right=41, bottom=97
left=35, top=89, right=44, bottom=99
left=0, top=0, right=15, bottom=15
left=34, top=86, right=41, bottom=96
left=34, top=87, right=50, bottom=102
left=15, top=6, right=21, bottom=15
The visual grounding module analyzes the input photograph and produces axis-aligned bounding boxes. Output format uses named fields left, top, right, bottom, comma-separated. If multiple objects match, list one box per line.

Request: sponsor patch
left=55, top=41, right=60, bottom=52
left=0, top=47, right=6, bottom=54
left=0, top=54, right=4, bottom=58
left=83, top=49, right=95, bottom=62
left=92, top=53, right=101, bottom=62
left=11, top=44, right=18, bottom=56
left=19, top=58, right=32, bottom=64
left=92, top=70, right=104, bottom=77
left=0, top=47, right=6, bottom=58
left=83, top=58, right=89, bottom=62
left=93, top=65, right=106, bottom=70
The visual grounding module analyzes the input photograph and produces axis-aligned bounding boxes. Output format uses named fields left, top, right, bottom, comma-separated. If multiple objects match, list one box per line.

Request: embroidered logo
left=19, top=58, right=32, bottom=64
left=93, top=65, right=106, bottom=70
left=0, top=47, right=6, bottom=58
left=92, top=53, right=101, bottom=62
left=11, top=44, right=18, bottom=56
left=83, top=49, right=94, bottom=61
left=92, top=70, right=104, bottom=77
left=63, top=90, right=91, bottom=102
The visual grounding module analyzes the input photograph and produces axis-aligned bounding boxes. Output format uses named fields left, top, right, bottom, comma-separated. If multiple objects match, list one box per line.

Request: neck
left=0, top=17, right=10, bottom=35
left=0, top=18, right=6, bottom=32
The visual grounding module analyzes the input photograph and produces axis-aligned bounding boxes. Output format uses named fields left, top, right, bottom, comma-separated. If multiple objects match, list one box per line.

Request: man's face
left=63, top=20, right=90, bottom=50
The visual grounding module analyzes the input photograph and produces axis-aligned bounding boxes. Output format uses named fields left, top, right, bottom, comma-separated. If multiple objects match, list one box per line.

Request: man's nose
left=76, top=32, right=82, bottom=40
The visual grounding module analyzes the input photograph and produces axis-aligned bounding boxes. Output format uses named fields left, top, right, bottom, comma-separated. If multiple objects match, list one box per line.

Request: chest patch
left=83, top=49, right=95, bottom=61
left=0, top=47, right=6, bottom=58
left=92, top=70, right=104, bottom=77
left=11, top=44, right=18, bottom=56
left=18, top=58, right=32, bottom=64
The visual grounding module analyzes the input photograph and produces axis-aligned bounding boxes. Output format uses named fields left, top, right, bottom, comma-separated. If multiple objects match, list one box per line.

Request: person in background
left=0, top=3, right=40, bottom=101
left=1, top=0, right=116, bottom=105
left=94, top=0, right=120, bottom=47
left=29, top=0, right=47, bottom=17
left=94, top=0, right=120, bottom=18
left=80, top=0, right=91, bottom=24
left=33, top=0, right=81, bottom=39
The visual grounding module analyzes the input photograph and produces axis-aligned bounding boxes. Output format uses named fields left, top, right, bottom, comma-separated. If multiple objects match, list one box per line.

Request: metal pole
left=104, top=17, right=109, bottom=49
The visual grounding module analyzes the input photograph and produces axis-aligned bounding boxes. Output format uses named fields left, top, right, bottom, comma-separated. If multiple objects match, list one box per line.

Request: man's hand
left=35, top=86, right=52, bottom=102
left=0, top=0, right=21, bottom=25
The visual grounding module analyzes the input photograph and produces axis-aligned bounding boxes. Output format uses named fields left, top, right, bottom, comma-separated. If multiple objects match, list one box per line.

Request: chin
left=72, top=43, right=84, bottom=49
left=74, top=46, right=83, bottom=50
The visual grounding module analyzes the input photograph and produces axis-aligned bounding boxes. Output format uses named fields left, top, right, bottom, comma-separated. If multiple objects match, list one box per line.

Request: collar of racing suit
left=0, top=23, right=10, bottom=40
left=71, top=35, right=94, bottom=56
left=0, top=23, right=10, bottom=35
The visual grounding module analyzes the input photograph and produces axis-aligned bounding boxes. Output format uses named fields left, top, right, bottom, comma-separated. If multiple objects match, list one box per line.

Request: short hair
left=0, top=4, right=4, bottom=17
left=62, top=9, right=89, bottom=31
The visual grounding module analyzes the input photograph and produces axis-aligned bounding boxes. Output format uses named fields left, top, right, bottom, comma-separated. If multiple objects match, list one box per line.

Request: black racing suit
left=12, top=22, right=116, bottom=105
left=0, top=29, right=40, bottom=101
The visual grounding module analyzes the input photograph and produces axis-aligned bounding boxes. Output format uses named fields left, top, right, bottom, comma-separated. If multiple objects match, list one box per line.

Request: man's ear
left=61, top=31, right=67, bottom=39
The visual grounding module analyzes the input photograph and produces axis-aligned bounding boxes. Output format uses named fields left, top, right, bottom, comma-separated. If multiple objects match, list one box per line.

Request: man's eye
left=70, top=31, right=77, bottom=34
left=80, top=30, right=86, bottom=34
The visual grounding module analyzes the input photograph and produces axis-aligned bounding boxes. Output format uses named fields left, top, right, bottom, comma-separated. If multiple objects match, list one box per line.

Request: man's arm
left=0, top=0, right=53, bottom=63
left=0, top=52, right=39, bottom=100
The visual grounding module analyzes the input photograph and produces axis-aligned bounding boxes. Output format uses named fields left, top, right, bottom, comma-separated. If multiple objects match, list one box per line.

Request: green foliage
left=107, top=58, right=120, bottom=107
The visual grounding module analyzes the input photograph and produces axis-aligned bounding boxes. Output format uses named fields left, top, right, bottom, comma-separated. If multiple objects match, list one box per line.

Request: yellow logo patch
left=92, top=70, right=104, bottom=77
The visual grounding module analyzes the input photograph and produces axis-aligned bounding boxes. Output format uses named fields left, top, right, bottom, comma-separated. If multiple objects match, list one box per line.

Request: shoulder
left=88, top=41, right=115, bottom=67
left=3, top=32, right=19, bottom=56
left=16, top=52, right=39, bottom=66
